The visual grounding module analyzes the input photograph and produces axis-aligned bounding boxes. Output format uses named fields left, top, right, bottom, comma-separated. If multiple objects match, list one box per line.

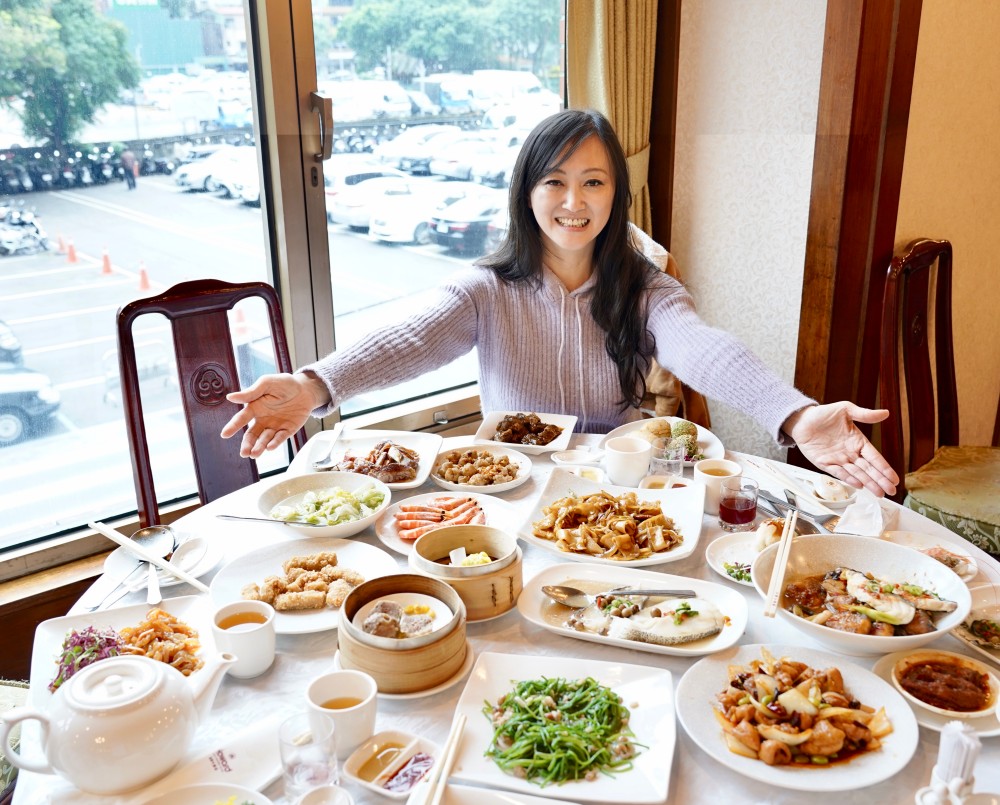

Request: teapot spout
left=189, top=652, right=236, bottom=721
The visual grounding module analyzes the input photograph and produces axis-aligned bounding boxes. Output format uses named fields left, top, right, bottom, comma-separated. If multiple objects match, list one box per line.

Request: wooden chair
left=117, top=279, right=307, bottom=527
left=879, top=238, right=1000, bottom=552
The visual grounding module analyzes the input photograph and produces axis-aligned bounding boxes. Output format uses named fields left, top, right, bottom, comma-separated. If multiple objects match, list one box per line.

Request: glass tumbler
left=279, top=712, right=339, bottom=800
left=649, top=437, right=685, bottom=478
left=718, top=476, right=759, bottom=532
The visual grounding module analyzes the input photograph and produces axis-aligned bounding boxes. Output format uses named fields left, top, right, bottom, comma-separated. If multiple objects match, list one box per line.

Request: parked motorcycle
left=0, top=207, right=50, bottom=255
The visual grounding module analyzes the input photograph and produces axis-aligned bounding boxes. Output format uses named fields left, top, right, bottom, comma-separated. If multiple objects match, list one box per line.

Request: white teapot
left=0, top=651, right=235, bottom=795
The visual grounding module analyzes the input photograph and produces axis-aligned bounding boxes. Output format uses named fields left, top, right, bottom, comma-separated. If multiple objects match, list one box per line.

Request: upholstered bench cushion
left=904, top=445, right=1000, bottom=553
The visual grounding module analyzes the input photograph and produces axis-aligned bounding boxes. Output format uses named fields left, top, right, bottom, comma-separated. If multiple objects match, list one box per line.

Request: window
left=0, top=0, right=564, bottom=567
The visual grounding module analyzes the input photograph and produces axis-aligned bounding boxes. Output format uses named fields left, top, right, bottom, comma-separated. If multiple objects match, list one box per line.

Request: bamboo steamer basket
left=408, top=525, right=523, bottom=621
left=338, top=574, right=467, bottom=694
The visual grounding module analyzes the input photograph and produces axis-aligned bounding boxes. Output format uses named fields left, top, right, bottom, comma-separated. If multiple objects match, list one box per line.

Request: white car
left=328, top=176, right=416, bottom=229
left=324, top=157, right=409, bottom=223
left=370, top=182, right=495, bottom=245
left=372, top=124, right=461, bottom=167
left=211, top=148, right=260, bottom=198
left=470, top=144, right=521, bottom=188
left=173, top=145, right=243, bottom=191
left=427, top=135, right=502, bottom=181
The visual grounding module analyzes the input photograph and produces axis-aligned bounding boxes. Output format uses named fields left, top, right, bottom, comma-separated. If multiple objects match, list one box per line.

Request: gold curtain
left=566, top=0, right=657, bottom=232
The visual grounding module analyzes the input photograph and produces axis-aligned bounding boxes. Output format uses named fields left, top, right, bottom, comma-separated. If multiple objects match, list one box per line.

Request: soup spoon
left=542, top=584, right=696, bottom=609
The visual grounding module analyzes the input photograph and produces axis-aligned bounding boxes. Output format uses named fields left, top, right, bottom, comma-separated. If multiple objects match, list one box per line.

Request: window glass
left=312, top=0, right=565, bottom=416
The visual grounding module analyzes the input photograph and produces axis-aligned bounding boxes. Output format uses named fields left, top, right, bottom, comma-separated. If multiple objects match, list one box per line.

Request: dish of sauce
left=898, top=659, right=992, bottom=712
left=383, top=751, right=434, bottom=792
left=357, top=741, right=406, bottom=782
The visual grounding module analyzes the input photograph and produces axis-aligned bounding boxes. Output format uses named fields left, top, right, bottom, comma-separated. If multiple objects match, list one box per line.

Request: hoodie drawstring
left=556, top=288, right=567, bottom=413
left=575, top=296, right=586, bottom=432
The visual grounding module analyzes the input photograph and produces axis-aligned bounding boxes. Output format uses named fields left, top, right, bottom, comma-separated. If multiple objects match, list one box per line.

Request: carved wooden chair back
left=116, top=279, right=306, bottom=526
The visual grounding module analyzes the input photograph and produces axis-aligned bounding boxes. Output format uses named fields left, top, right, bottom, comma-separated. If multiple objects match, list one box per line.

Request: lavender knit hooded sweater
left=303, top=264, right=814, bottom=440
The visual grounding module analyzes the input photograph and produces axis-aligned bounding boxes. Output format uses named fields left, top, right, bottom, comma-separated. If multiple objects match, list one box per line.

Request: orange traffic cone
left=66, top=240, right=78, bottom=264
left=101, top=248, right=112, bottom=275
left=56, top=234, right=66, bottom=254
left=137, top=261, right=150, bottom=291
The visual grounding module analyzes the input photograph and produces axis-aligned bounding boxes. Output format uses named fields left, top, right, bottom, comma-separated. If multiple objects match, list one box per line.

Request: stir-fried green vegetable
left=724, top=561, right=751, bottom=582
left=269, top=484, right=385, bottom=525
left=482, top=676, right=639, bottom=786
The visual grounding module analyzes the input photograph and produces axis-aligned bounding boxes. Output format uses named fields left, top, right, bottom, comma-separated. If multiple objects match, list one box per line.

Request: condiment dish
left=891, top=648, right=999, bottom=719
left=342, top=729, right=437, bottom=800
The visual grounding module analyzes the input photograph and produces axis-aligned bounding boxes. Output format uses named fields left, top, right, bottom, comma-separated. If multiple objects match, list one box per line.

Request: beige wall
left=671, top=1, right=825, bottom=457
left=895, top=0, right=1000, bottom=445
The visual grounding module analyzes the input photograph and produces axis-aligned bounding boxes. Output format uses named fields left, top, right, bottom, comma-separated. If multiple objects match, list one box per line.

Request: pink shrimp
left=445, top=499, right=480, bottom=518
left=443, top=506, right=480, bottom=526
left=397, top=521, right=448, bottom=541
left=427, top=496, right=474, bottom=510
left=395, top=518, right=443, bottom=529
left=393, top=510, right=443, bottom=522
left=469, top=509, right=487, bottom=525
left=397, top=503, right=446, bottom=514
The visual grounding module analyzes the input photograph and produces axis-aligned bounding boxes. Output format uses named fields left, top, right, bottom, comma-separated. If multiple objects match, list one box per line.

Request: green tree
left=490, top=0, right=561, bottom=76
left=0, top=0, right=139, bottom=149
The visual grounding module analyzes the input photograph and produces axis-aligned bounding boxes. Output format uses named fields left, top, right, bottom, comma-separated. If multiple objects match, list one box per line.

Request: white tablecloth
left=15, top=434, right=1000, bottom=804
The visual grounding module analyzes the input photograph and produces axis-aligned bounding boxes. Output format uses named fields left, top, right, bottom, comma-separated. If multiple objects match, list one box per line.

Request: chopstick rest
left=763, top=511, right=797, bottom=618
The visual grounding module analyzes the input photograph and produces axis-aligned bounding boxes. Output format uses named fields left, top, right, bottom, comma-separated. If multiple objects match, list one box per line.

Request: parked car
left=484, top=207, right=509, bottom=252
left=211, top=148, right=260, bottom=198
left=174, top=145, right=243, bottom=191
left=0, top=321, right=23, bottom=365
left=428, top=135, right=501, bottom=181
left=470, top=144, right=521, bottom=188
left=428, top=190, right=507, bottom=254
left=323, top=158, right=408, bottom=223
left=214, top=99, right=253, bottom=129
left=0, top=362, right=60, bottom=446
left=373, top=124, right=460, bottom=167
left=397, top=129, right=478, bottom=175
left=370, top=181, right=487, bottom=245
left=406, top=90, right=440, bottom=117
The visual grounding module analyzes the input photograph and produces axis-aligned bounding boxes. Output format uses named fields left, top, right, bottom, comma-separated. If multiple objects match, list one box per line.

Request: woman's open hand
left=220, top=372, right=329, bottom=459
left=782, top=402, right=899, bottom=496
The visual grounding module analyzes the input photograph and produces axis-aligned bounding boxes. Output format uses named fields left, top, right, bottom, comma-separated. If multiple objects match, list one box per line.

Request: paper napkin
left=834, top=489, right=899, bottom=536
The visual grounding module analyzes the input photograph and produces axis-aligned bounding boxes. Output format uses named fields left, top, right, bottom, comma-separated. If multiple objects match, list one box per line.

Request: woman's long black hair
left=477, top=108, right=658, bottom=409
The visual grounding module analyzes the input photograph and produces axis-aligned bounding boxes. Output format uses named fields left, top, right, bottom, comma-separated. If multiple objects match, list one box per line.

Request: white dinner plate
left=333, top=640, right=475, bottom=700
left=950, top=583, right=1000, bottom=666
left=880, top=530, right=980, bottom=583
left=307, top=429, right=444, bottom=489
left=407, top=782, right=580, bottom=805
left=430, top=444, right=532, bottom=495
left=450, top=651, right=674, bottom=803
left=518, top=562, right=747, bottom=657
left=103, top=534, right=223, bottom=590
left=473, top=410, right=577, bottom=455
left=704, top=531, right=761, bottom=587
left=29, top=596, right=214, bottom=707
left=676, top=643, right=919, bottom=792
left=210, top=537, right=400, bottom=635
left=140, top=783, right=274, bottom=805
left=599, top=416, right=724, bottom=466
left=375, top=491, right=520, bottom=556
left=519, top=468, right=704, bottom=567
left=871, top=650, right=1000, bottom=737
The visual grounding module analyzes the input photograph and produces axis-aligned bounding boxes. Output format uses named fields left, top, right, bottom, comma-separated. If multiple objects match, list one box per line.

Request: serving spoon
left=542, top=584, right=697, bottom=609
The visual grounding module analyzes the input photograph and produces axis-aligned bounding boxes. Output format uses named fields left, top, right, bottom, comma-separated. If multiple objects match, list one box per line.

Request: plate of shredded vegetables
left=29, top=596, right=213, bottom=707
left=256, top=471, right=391, bottom=538
left=450, top=651, right=674, bottom=803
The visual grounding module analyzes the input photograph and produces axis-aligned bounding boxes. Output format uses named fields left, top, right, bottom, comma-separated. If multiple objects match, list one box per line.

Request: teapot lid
left=64, top=656, right=162, bottom=710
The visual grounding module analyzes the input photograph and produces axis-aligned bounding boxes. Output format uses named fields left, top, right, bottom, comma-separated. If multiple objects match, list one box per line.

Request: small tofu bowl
left=342, top=730, right=438, bottom=800
left=891, top=649, right=1000, bottom=719
left=257, top=471, right=391, bottom=538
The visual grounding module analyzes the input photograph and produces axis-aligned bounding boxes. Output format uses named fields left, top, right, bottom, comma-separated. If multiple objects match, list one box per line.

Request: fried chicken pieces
left=240, top=551, right=365, bottom=612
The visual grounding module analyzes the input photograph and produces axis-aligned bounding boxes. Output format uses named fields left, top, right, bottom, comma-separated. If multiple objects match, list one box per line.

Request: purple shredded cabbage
left=49, top=626, right=124, bottom=692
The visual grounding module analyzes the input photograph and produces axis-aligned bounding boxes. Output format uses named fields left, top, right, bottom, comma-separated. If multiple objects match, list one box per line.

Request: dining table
left=13, top=431, right=1000, bottom=805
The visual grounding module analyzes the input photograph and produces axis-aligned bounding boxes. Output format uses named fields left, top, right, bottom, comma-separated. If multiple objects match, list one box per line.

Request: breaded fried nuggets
left=241, top=551, right=363, bottom=612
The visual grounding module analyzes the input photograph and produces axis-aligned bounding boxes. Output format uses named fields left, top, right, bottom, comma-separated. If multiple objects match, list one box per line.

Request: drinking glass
left=280, top=712, right=339, bottom=800
left=718, top=476, right=759, bottom=532
left=650, top=437, right=685, bottom=478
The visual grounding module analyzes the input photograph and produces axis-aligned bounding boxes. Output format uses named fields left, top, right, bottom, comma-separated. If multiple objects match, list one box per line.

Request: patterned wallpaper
left=895, top=1, right=1000, bottom=445
left=670, top=1, right=826, bottom=459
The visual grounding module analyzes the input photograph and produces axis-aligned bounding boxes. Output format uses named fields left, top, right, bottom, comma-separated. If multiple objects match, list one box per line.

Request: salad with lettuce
left=269, top=484, right=386, bottom=525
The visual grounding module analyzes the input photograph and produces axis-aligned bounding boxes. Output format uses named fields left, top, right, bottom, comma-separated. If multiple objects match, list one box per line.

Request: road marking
left=2, top=278, right=134, bottom=300
left=24, top=334, right=118, bottom=355
left=7, top=304, right=120, bottom=324
left=55, top=375, right=107, bottom=391
left=0, top=263, right=105, bottom=282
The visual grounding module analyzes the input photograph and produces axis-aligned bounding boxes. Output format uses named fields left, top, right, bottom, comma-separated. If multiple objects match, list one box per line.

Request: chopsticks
left=89, top=521, right=211, bottom=593
left=423, top=713, right=466, bottom=805
left=763, top=511, right=798, bottom=618
left=742, top=457, right=838, bottom=516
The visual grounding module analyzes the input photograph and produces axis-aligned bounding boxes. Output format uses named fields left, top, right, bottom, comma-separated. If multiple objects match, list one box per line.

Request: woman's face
left=529, top=134, right=614, bottom=264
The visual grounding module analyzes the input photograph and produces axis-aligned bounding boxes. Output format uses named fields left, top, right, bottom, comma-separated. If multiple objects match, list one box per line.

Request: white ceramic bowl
left=891, top=649, right=1000, bottom=719
left=257, top=471, right=391, bottom=538
left=752, top=534, right=971, bottom=655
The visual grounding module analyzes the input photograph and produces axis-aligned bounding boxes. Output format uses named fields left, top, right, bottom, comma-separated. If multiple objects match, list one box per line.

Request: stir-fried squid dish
left=783, top=567, right=957, bottom=636
left=715, top=648, right=892, bottom=766
left=532, top=491, right=682, bottom=560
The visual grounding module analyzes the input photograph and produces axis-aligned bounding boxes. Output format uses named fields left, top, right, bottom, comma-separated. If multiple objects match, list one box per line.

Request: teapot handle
left=0, top=707, right=56, bottom=775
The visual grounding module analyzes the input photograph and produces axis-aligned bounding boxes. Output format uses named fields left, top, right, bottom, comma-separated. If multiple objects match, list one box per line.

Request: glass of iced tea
left=718, top=476, right=759, bottom=532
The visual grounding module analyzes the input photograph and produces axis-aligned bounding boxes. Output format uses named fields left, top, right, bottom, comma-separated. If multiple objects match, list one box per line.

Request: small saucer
left=551, top=449, right=603, bottom=466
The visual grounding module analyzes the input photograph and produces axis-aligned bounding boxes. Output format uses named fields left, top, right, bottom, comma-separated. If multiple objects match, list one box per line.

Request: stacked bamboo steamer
left=338, top=574, right=467, bottom=695
left=407, top=525, right=523, bottom=621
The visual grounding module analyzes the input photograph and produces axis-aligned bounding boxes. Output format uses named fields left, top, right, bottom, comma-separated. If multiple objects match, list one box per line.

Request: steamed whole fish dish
left=715, top=648, right=892, bottom=766
left=566, top=591, right=726, bottom=646
left=783, top=567, right=957, bottom=636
